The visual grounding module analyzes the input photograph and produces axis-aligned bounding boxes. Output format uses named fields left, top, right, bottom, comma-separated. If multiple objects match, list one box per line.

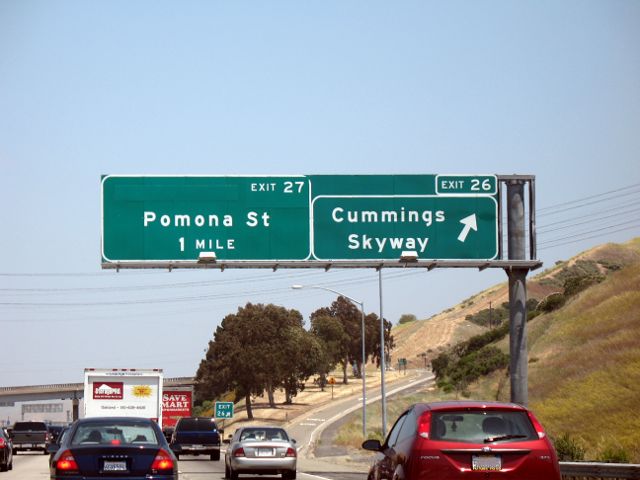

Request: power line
left=0, top=269, right=427, bottom=308
left=538, top=200, right=640, bottom=229
left=538, top=219, right=640, bottom=246
left=538, top=207, right=640, bottom=235
left=538, top=225, right=640, bottom=251
left=538, top=188, right=640, bottom=218
left=537, top=182, right=640, bottom=212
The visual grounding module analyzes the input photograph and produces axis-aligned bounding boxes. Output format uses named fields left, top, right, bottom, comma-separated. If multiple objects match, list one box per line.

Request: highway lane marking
left=299, top=473, right=337, bottom=480
left=301, top=373, right=435, bottom=456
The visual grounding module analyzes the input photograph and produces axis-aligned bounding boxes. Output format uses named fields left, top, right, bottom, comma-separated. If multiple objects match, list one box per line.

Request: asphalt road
left=5, top=370, right=434, bottom=480
left=6, top=451, right=365, bottom=480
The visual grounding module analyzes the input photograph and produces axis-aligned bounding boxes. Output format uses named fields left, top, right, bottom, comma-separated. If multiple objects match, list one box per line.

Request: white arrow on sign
left=457, top=214, right=477, bottom=242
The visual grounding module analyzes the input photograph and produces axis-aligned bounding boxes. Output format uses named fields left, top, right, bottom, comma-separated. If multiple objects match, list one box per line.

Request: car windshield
left=240, top=428, right=288, bottom=442
left=70, top=421, right=158, bottom=446
left=430, top=411, right=537, bottom=444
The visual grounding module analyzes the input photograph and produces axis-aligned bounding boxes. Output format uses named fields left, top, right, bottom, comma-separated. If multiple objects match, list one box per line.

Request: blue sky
left=1, top=1, right=639, bottom=387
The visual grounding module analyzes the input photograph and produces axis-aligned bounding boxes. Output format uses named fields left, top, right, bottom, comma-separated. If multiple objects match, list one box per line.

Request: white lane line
left=299, top=473, right=336, bottom=480
left=301, top=374, right=435, bottom=456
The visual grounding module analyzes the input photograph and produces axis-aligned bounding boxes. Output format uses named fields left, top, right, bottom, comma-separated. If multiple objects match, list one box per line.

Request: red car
left=362, top=401, right=561, bottom=480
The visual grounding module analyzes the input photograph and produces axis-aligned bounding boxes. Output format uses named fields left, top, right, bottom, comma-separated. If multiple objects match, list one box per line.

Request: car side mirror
left=362, top=439, right=382, bottom=451
left=291, top=438, right=296, bottom=444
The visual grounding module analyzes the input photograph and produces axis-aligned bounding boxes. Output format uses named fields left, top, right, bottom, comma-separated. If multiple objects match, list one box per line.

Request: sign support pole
left=506, top=179, right=529, bottom=406
left=378, top=268, right=387, bottom=437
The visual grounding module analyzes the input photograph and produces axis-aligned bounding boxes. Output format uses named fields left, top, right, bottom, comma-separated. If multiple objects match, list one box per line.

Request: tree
left=310, top=296, right=380, bottom=383
left=310, top=315, right=348, bottom=389
left=195, top=302, right=305, bottom=419
left=371, top=317, right=395, bottom=368
left=279, top=327, right=324, bottom=403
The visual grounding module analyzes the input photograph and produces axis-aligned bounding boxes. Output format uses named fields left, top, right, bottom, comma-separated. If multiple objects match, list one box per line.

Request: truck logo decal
left=132, top=385, right=152, bottom=397
left=94, top=382, right=124, bottom=399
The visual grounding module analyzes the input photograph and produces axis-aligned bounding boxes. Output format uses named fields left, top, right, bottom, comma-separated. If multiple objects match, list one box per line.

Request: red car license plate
left=103, top=460, right=127, bottom=472
left=472, top=454, right=501, bottom=471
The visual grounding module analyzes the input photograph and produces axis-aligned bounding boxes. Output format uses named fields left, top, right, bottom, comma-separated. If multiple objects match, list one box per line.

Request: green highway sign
left=101, top=174, right=499, bottom=265
left=312, top=195, right=497, bottom=260
left=102, top=176, right=311, bottom=263
left=215, top=401, right=234, bottom=419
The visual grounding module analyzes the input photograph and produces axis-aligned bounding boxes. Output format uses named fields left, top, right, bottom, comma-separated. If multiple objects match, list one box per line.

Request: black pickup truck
left=170, top=417, right=222, bottom=460
left=10, top=421, right=50, bottom=454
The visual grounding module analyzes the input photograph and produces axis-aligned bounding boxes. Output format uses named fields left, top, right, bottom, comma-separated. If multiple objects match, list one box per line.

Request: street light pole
left=291, top=284, right=367, bottom=438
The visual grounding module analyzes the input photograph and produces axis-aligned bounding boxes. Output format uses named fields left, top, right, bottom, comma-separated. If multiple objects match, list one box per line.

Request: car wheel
left=210, top=450, right=220, bottom=461
left=283, top=470, right=296, bottom=480
left=0, top=462, right=7, bottom=472
left=229, top=466, right=239, bottom=480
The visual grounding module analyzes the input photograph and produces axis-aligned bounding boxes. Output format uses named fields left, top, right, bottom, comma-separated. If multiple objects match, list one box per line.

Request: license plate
left=472, top=454, right=501, bottom=471
left=256, top=448, right=274, bottom=457
left=103, top=460, right=127, bottom=472
left=190, top=444, right=205, bottom=450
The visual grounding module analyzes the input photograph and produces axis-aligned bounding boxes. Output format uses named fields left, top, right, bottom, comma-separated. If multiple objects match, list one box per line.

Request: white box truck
left=83, top=368, right=164, bottom=425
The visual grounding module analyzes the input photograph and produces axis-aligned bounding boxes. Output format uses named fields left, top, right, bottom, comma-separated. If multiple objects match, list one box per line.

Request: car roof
left=419, top=401, right=529, bottom=412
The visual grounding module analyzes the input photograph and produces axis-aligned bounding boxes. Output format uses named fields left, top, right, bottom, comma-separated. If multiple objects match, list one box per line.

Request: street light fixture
left=291, top=284, right=367, bottom=438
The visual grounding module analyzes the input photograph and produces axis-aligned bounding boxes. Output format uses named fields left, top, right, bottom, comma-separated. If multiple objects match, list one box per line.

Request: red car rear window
left=431, top=411, right=537, bottom=444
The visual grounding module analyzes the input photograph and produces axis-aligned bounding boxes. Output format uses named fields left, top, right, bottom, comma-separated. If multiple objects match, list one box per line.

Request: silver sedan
left=224, top=426, right=297, bottom=480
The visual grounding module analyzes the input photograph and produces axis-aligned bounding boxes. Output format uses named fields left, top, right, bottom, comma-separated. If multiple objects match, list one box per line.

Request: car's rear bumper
left=230, top=456, right=296, bottom=473
left=177, top=444, right=220, bottom=454
left=51, top=476, right=176, bottom=480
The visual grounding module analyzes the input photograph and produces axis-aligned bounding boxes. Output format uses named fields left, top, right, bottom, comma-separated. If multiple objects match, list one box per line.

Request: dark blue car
left=48, top=416, right=179, bottom=479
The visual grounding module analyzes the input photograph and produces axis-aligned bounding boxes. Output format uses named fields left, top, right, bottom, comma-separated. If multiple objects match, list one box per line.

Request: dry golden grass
left=387, top=238, right=640, bottom=461
left=525, top=262, right=640, bottom=461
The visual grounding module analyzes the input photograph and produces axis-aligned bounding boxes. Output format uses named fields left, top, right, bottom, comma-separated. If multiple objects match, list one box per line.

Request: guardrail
left=561, top=462, right=640, bottom=479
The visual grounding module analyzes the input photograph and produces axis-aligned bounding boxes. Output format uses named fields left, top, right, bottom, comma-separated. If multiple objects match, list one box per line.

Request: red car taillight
left=56, top=450, right=79, bottom=473
left=285, top=447, right=296, bottom=457
left=151, top=449, right=174, bottom=472
left=417, top=410, right=432, bottom=439
left=233, top=447, right=245, bottom=457
left=0, top=438, right=5, bottom=448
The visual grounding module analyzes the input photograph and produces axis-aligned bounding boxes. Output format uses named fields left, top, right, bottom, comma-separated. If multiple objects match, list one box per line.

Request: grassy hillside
left=353, top=238, right=640, bottom=462
left=465, top=239, right=640, bottom=462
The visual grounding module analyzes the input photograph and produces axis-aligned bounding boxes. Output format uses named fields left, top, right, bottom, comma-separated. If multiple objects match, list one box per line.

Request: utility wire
left=537, top=182, right=640, bottom=212
left=538, top=188, right=640, bottom=217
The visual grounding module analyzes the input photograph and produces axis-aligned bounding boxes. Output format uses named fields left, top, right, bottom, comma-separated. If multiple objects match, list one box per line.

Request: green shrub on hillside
left=465, top=299, right=538, bottom=328
left=553, top=433, right=586, bottom=461
left=538, top=292, right=566, bottom=312
left=597, top=444, right=631, bottom=463
left=433, top=346, right=508, bottom=396
left=398, top=314, right=417, bottom=325
left=563, top=273, right=604, bottom=297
